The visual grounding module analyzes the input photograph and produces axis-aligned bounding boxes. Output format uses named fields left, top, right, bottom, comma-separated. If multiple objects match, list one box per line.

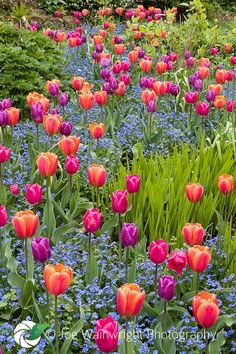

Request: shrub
left=0, top=22, right=66, bottom=115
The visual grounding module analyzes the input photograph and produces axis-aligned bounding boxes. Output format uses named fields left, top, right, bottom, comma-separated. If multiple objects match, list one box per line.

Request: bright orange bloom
left=45, top=79, right=61, bottom=91
left=114, top=81, right=126, bottom=96
left=140, top=59, right=152, bottom=73
left=153, top=81, right=166, bottom=96
left=26, top=92, right=44, bottom=107
left=36, top=152, right=58, bottom=177
left=58, top=136, right=80, bottom=155
left=54, top=31, right=66, bottom=42
left=182, top=223, right=205, bottom=246
left=208, top=84, right=222, bottom=96
left=187, top=245, right=211, bottom=273
left=44, top=263, right=73, bottom=296
left=141, top=89, right=156, bottom=105
left=81, top=82, right=93, bottom=94
left=94, top=91, right=108, bottom=106
left=93, top=35, right=103, bottom=45
left=160, top=30, right=167, bottom=39
left=117, top=284, right=146, bottom=317
left=199, top=57, right=210, bottom=67
left=71, top=77, right=85, bottom=91
left=99, top=30, right=107, bottom=38
left=215, top=69, right=227, bottom=84
left=43, top=114, right=62, bottom=136
left=192, top=292, right=219, bottom=328
left=12, top=210, right=39, bottom=239
left=6, top=107, right=20, bottom=125
left=82, top=9, right=90, bottom=17
left=149, top=32, right=155, bottom=40
left=213, top=95, right=226, bottom=109
left=88, top=163, right=107, bottom=187
left=99, top=52, right=110, bottom=62
left=114, top=44, right=126, bottom=55
left=134, top=31, right=142, bottom=40
left=68, top=37, right=77, bottom=47
left=104, top=7, right=112, bottom=16
left=89, top=123, right=105, bottom=140
left=156, top=61, right=167, bottom=75
left=223, top=43, right=232, bottom=54
left=185, top=183, right=204, bottom=203
left=116, top=7, right=124, bottom=15
left=128, top=50, right=139, bottom=64
left=218, top=174, right=234, bottom=194
left=78, top=92, right=95, bottom=110
left=198, top=66, right=210, bottom=79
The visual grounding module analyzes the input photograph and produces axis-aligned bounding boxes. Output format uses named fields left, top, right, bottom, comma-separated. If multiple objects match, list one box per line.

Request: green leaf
left=100, top=214, right=118, bottom=235
left=43, top=199, right=56, bottom=239
left=210, top=314, right=236, bottom=333
left=19, top=280, right=34, bottom=308
left=52, top=222, right=79, bottom=243
left=127, top=257, right=136, bottom=283
left=0, top=182, right=7, bottom=204
left=2, top=240, right=25, bottom=289
left=208, top=329, right=225, bottom=354
left=141, top=301, right=158, bottom=318
left=30, top=323, right=50, bottom=340
left=85, top=249, right=98, bottom=285
left=154, top=322, right=165, bottom=353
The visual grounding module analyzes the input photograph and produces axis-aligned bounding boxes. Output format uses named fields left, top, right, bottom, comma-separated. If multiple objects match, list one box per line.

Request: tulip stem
left=118, top=214, right=122, bottom=263
left=88, top=233, right=91, bottom=257
left=125, top=247, right=130, bottom=282
left=163, top=300, right=167, bottom=330
left=46, top=177, right=51, bottom=239
left=36, top=123, right=39, bottom=150
left=24, top=238, right=28, bottom=280
left=124, top=318, right=129, bottom=354
left=205, top=331, right=209, bottom=354
left=132, top=193, right=135, bottom=223
left=154, top=264, right=158, bottom=310
left=224, top=195, right=228, bottom=222
left=68, top=174, right=73, bottom=195
left=54, top=296, right=59, bottom=354
left=96, top=187, right=100, bottom=208
left=0, top=163, right=2, bottom=185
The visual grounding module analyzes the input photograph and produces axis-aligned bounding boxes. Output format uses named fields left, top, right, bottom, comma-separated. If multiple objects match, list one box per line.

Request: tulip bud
left=83, top=208, right=102, bottom=233
left=194, top=79, right=203, bottom=91
left=158, top=275, right=176, bottom=301
left=89, top=123, right=105, bottom=140
left=149, top=239, right=169, bottom=264
left=0, top=205, right=8, bottom=227
left=65, top=155, right=79, bottom=175
left=121, top=223, right=138, bottom=247
left=182, top=223, right=204, bottom=246
left=218, top=174, right=234, bottom=194
left=185, top=183, right=204, bottom=203
left=48, top=83, right=59, bottom=97
left=184, top=92, right=198, bottom=104
left=10, top=183, right=19, bottom=195
left=170, top=84, right=180, bottom=96
left=31, top=237, right=51, bottom=262
left=60, top=121, right=73, bottom=136
left=147, top=100, right=156, bottom=113
left=112, top=190, right=128, bottom=214
left=95, top=317, right=119, bottom=353
left=26, top=183, right=42, bottom=205
left=167, top=250, right=187, bottom=276
left=206, top=90, right=216, bottom=102
left=126, top=175, right=140, bottom=193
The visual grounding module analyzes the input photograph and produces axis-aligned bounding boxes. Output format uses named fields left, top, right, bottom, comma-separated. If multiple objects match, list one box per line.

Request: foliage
left=0, top=23, right=66, bottom=115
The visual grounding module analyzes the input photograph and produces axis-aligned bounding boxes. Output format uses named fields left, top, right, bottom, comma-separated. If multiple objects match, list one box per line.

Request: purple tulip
left=92, top=51, right=99, bottom=60
left=140, top=77, right=148, bottom=89
left=0, top=98, right=12, bottom=110
left=138, top=49, right=145, bottom=58
left=100, top=69, right=111, bottom=80
left=48, top=83, right=59, bottom=97
left=30, top=102, right=43, bottom=123
left=161, top=55, right=170, bottom=63
left=0, top=110, right=8, bottom=126
left=95, top=44, right=103, bottom=53
left=100, top=59, right=111, bottom=68
left=206, top=90, right=216, bottom=102
left=114, top=35, right=122, bottom=44
left=158, top=275, right=176, bottom=301
left=50, top=108, right=59, bottom=115
left=102, top=82, right=112, bottom=94
left=147, top=100, right=156, bottom=113
left=194, top=79, right=203, bottom=91
left=186, top=57, right=195, bottom=68
left=81, top=35, right=87, bottom=43
left=184, top=50, right=191, bottom=59
left=59, top=93, right=69, bottom=107
left=60, top=121, right=73, bottom=136
left=121, top=223, right=138, bottom=247
left=170, top=84, right=180, bottom=96
left=31, top=237, right=51, bottom=262
left=109, top=77, right=119, bottom=91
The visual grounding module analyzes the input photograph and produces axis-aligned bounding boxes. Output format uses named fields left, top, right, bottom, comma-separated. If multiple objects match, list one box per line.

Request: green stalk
left=88, top=233, right=91, bottom=258
left=118, top=214, right=122, bottom=262
left=163, top=300, right=167, bottom=330
left=125, top=247, right=130, bottom=282
left=54, top=296, right=59, bottom=354
left=24, top=238, right=28, bottom=280
left=124, top=317, right=129, bottom=354
left=132, top=193, right=136, bottom=223
left=154, top=264, right=158, bottom=309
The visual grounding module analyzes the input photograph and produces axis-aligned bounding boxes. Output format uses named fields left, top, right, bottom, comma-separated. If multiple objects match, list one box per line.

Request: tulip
left=156, top=61, right=167, bottom=75
left=26, top=183, right=42, bottom=205
left=198, top=66, right=210, bottom=79
left=71, top=76, right=85, bottom=91
left=30, top=102, right=44, bottom=124
left=44, top=263, right=73, bottom=296
left=83, top=208, right=102, bottom=233
left=114, top=44, right=125, bottom=55
left=117, top=283, right=145, bottom=317
left=10, top=184, right=19, bottom=195
left=206, top=90, right=216, bottom=102
left=182, top=223, right=204, bottom=246
left=185, top=183, right=204, bottom=203
left=141, top=89, right=156, bottom=105
left=199, top=58, right=210, bottom=67
left=89, top=123, right=105, bottom=140
left=187, top=245, right=211, bottom=273
left=58, top=136, right=80, bottom=155
left=170, top=84, right=180, bottom=96
left=0, top=98, right=11, bottom=110
left=31, top=237, right=51, bottom=262
left=65, top=155, right=79, bottom=175
left=88, top=164, right=106, bottom=187
left=12, top=210, right=39, bottom=238
left=0, top=144, right=11, bottom=163
left=186, top=57, right=195, bottom=67
left=147, top=100, right=156, bottom=113
left=153, top=81, right=166, bottom=96
left=48, top=83, right=59, bottom=97
left=43, top=114, right=62, bottom=136
left=0, top=110, right=8, bottom=126
left=82, top=9, right=90, bottom=17
left=128, top=50, right=139, bottom=64
left=121, top=223, right=138, bottom=248
left=215, top=69, right=227, bottom=84
left=184, top=92, right=198, bottom=104
left=60, top=121, right=73, bottom=136
left=94, top=91, right=107, bottom=106
left=193, top=79, right=203, bottom=91
left=213, top=96, right=226, bottom=109
left=218, top=174, right=234, bottom=195
left=0, top=205, right=7, bottom=227
left=192, top=292, right=219, bottom=329
left=224, top=43, right=232, bottom=53
left=36, top=152, right=58, bottom=177
left=210, top=47, right=218, bottom=55
left=78, top=92, right=95, bottom=111
left=126, top=175, right=140, bottom=193
left=230, top=56, right=236, bottom=66
left=112, top=190, right=128, bottom=214
left=114, top=82, right=126, bottom=96
left=140, top=59, right=152, bottom=73
left=95, top=316, right=119, bottom=353
left=116, top=7, right=124, bottom=15
left=54, top=10, right=61, bottom=17
left=59, top=93, right=69, bottom=107
left=149, top=240, right=169, bottom=264
left=167, top=250, right=187, bottom=276
left=158, top=275, right=176, bottom=301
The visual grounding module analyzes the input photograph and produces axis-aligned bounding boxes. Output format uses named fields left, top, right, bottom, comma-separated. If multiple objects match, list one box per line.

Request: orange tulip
left=153, top=81, right=166, bottom=96
left=78, top=92, right=95, bottom=110
left=185, top=183, right=204, bottom=203
left=187, top=245, right=211, bottom=273
left=88, top=163, right=106, bottom=187
left=160, top=30, right=167, bottom=39
left=45, top=79, right=61, bottom=92
left=182, top=223, right=205, bottom=246
left=223, top=43, right=232, bottom=54
left=218, top=174, right=234, bottom=194
left=198, top=66, right=210, bottom=79
left=114, top=81, right=126, bottom=96
left=116, top=7, right=124, bottom=16
left=82, top=9, right=90, bottom=17
left=208, top=84, right=222, bottom=96
left=199, top=58, right=210, bottom=67
left=215, top=70, right=227, bottom=84
left=134, top=31, right=142, bottom=40
left=141, top=89, right=156, bottom=105
left=99, top=52, right=110, bottom=62
left=117, top=284, right=145, bottom=317
left=213, top=95, right=226, bottom=109
left=93, top=35, right=103, bottom=45
left=140, top=59, right=152, bottom=73
left=71, top=76, right=85, bottom=91
left=94, top=91, right=108, bottom=106
left=43, top=114, right=62, bottom=135
left=27, top=92, right=44, bottom=107
left=54, top=31, right=66, bottom=42
left=128, top=50, right=139, bottom=64
left=58, top=136, right=80, bottom=155
left=156, top=61, right=167, bottom=75
left=104, top=7, right=112, bottom=16
left=114, top=44, right=126, bottom=55
left=99, top=30, right=107, bottom=38
left=68, top=37, right=77, bottom=47
left=44, top=263, right=73, bottom=296
left=192, top=292, right=219, bottom=328
left=12, top=210, right=39, bottom=239
left=36, top=152, right=58, bottom=177
left=6, top=107, right=20, bottom=125
left=89, top=123, right=105, bottom=140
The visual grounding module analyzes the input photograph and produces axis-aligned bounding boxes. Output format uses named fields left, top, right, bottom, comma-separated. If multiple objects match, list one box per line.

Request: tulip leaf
left=43, top=198, right=56, bottom=239
left=19, top=279, right=34, bottom=308
left=119, top=329, right=135, bottom=354
left=52, top=222, right=79, bottom=243
left=0, top=181, right=7, bottom=204
left=209, top=314, right=236, bottom=333
left=2, top=240, right=25, bottom=289
left=60, top=306, right=85, bottom=354
left=141, top=301, right=159, bottom=318
left=163, top=337, right=176, bottom=354
left=127, top=256, right=136, bottom=283
left=208, top=329, right=225, bottom=354
left=30, top=323, right=50, bottom=340
left=154, top=322, right=165, bottom=353
left=85, top=248, right=98, bottom=285
left=100, top=214, right=118, bottom=236
left=181, top=290, right=196, bottom=303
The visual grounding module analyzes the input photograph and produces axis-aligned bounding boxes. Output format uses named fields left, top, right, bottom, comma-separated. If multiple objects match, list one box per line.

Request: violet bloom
left=30, top=102, right=44, bottom=123
left=100, top=69, right=111, bottom=80
left=184, top=50, right=191, bottom=59
left=81, top=35, right=86, bottom=43
left=147, top=100, right=156, bottom=113
left=109, top=77, right=119, bottom=91
left=59, top=93, right=69, bottom=107
left=0, top=98, right=12, bottom=110
left=158, top=275, right=176, bottom=301
left=31, top=237, right=51, bottom=263
left=138, top=49, right=145, bottom=58
left=95, top=44, right=103, bottom=53
left=0, top=110, right=8, bottom=126
left=114, top=35, right=122, bottom=44
left=50, top=108, right=59, bottom=114
left=121, top=223, right=138, bottom=247
left=48, top=83, right=59, bottom=97
left=170, top=84, right=180, bottom=96
left=140, top=77, right=148, bottom=89
left=102, top=82, right=112, bottom=94
left=186, top=57, right=195, bottom=68
left=206, top=90, right=216, bottom=102
left=92, top=51, right=99, bottom=60
left=100, top=59, right=111, bottom=68
left=161, top=55, right=169, bottom=63
left=194, top=79, right=203, bottom=91
left=60, top=121, right=73, bottom=136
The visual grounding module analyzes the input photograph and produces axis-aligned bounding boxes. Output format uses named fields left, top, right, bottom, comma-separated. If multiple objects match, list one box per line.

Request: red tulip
left=78, top=92, right=95, bottom=110
left=112, top=190, right=128, bottom=214
left=94, top=91, right=107, bottom=106
left=192, top=291, right=219, bottom=328
left=167, top=250, right=187, bottom=276
left=182, top=223, right=204, bottom=246
left=149, top=239, right=169, bottom=264
left=187, top=245, right=211, bottom=273
left=71, top=77, right=85, bottom=91
left=83, top=208, right=102, bottom=233
left=26, top=183, right=42, bottom=205
left=185, top=183, right=204, bottom=203
left=89, top=123, right=105, bottom=140
left=218, top=174, right=234, bottom=194
left=215, top=69, right=227, bottom=84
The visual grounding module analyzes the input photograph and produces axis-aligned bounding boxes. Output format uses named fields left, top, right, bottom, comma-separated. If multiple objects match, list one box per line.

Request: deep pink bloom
left=149, top=239, right=169, bottom=264
left=83, top=208, right=102, bottom=233
left=0, top=205, right=8, bottom=227
left=112, top=190, right=128, bottom=214
left=196, top=102, right=210, bottom=116
left=184, top=92, right=198, bottom=104
left=65, top=155, right=79, bottom=175
left=95, top=316, right=119, bottom=353
left=10, top=184, right=20, bottom=195
left=0, top=144, right=11, bottom=163
left=126, top=175, right=140, bottom=193
left=31, top=237, right=51, bottom=262
left=26, top=183, right=42, bottom=205
left=167, top=250, right=187, bottom=276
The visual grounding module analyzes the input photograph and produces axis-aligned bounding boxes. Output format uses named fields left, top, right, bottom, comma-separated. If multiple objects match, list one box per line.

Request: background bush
left=0, top=22, right=66, bottom=116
